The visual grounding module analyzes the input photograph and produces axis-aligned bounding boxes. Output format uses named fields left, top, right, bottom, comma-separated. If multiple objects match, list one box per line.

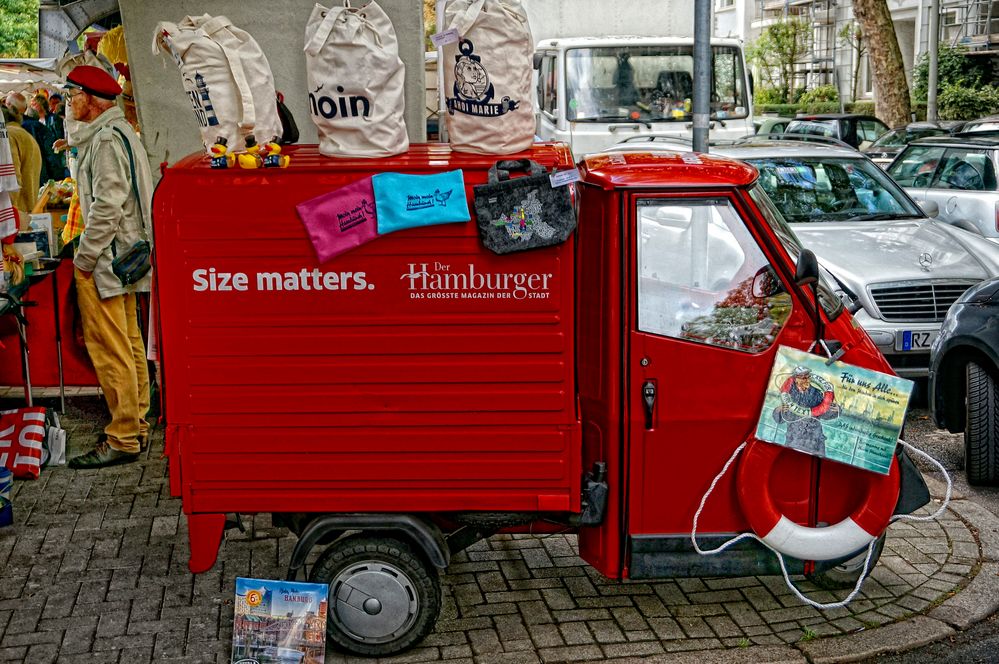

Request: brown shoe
left=68, top=438, right=139, bottom=469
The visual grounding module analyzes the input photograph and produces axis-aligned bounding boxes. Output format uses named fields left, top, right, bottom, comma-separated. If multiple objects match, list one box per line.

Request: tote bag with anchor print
left=153, top=15, right=283, bottom=155
left=442, top=0, right=534, bottom=155
left=305, top=1, right=409, bottom=158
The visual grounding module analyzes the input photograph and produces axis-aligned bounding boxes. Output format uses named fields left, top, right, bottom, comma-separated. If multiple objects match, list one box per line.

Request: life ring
left=735, top=438, right=900, bottom=561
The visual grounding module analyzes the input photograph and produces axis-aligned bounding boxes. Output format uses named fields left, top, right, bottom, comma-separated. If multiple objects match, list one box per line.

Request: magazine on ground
left=231, top=577, right=328, bottom=664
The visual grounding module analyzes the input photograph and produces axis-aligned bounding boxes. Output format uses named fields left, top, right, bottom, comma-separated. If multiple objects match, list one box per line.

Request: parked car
left=960, top=114, right=999, bottom=133
left=864, top=121, right=966, bottom=168
left=754, top=115, right=793, bottom=136
left=785, top=114, right=890, bottom=150
left=605, top=137, right=999, bottom=377
left=929, top=277, right=999, bottom=485
left=887, top=134, right=999, bottom=239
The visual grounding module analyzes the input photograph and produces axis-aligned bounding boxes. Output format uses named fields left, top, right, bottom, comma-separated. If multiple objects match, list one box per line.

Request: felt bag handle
left=488, top=159, right=546, bottom=184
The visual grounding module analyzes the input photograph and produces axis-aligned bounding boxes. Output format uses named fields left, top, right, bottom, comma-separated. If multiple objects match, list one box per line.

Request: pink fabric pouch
left=296, top=176, right=379, bottom=262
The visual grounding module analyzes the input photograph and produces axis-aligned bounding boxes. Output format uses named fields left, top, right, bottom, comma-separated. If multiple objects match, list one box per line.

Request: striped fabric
left=0, top=122, right=18, bottom=193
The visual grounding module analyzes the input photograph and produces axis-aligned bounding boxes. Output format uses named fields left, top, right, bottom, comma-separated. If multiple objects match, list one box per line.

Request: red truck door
left=622, top=190, right=817, bottom=577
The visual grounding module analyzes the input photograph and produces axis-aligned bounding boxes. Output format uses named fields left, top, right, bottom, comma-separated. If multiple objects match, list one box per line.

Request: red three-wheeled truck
left=152, top=144, right=929, bottom=656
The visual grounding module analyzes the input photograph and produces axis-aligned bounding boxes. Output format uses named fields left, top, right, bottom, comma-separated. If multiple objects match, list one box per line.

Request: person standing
left=7, top=92, right=58, bottom=183
left=63, top=65, right=153, bottom=469
left=30, top=93, right=67, bottom=179
left=1, top=102, right=41, bottom=215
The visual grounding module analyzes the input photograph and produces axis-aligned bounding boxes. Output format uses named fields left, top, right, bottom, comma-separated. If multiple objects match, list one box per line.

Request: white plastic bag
left=152, top=15, right=283, bottom=154
left=442, top=0, right=534, bottom=154
left=305, top=1, right=409, bottom=157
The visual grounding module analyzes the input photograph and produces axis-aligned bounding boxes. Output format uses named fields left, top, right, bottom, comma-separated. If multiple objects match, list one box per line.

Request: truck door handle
left=642, top=380, right=657, bottom=430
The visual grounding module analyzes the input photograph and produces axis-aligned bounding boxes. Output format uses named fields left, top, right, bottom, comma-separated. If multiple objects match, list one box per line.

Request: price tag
left=549, top=168, right=581, bottom=187
left=431, top=28, right=460, bottom=47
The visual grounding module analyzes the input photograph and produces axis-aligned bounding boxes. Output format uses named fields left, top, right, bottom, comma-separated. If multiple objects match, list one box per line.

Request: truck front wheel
left=966, top=361, right=999, bottom=486
left=309, top=534, right=441, bottom=657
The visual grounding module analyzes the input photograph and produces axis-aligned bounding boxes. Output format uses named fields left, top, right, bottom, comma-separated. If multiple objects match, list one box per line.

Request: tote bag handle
left=199, top=16, right=258, bottom=131
left=446, top=0, right=486, bottom=37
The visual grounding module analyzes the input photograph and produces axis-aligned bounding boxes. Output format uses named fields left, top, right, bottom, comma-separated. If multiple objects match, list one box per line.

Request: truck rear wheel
left=966, top=362, right=999, bottom=486
left=805, top=534, right=886, bottom=590
left=309, top=534, right=441, bottom=657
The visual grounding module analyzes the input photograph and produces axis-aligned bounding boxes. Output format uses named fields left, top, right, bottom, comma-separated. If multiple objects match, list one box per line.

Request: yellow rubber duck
left=262, top=142, right=290, bottom=168
left=209, top=137, right=234, bottom=168
left=236, top=135, right=263, bottom=169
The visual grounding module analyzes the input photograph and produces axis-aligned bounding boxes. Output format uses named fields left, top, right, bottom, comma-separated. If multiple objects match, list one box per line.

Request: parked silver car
left=888, top=134, right=999, bottom=240
left=605, top=138, right=999, bottom=377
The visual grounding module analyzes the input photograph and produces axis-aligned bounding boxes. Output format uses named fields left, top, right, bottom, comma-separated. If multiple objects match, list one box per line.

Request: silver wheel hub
left=329, top=560, right=419, bottom=643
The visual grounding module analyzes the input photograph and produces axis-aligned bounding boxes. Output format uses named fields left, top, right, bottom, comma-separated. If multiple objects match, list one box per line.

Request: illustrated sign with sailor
left=754, top=346, right=913, bottom=474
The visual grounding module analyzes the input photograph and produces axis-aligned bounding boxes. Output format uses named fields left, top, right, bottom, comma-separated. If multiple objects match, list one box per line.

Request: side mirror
left=752, top=266, right=784, bottom=298
left=794, top=249, right=820, bottom=286
left=918, top=200, right=939, bottom=218
left=533, top=52, right=543, bottom=70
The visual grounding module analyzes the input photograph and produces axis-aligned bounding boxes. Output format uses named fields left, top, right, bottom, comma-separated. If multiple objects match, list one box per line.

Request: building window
left=717, top=0, right=735, bottom=8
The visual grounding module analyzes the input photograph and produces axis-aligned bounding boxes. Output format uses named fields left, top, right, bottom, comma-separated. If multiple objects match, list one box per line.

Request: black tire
left=805, top=534, right=886, bottom=590
left=965, top=362, right=999, bottom=486
left=309, top=534, right=440, bottom=657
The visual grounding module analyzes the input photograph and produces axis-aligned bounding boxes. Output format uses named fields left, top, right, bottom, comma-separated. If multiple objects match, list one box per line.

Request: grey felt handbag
left=473, top=159, right=576, bottom=255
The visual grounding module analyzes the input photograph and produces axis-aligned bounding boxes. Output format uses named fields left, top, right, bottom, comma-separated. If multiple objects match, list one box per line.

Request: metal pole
left=927, top=0, right=940, bottom=121
left=693, top=0, right=712, bottom=153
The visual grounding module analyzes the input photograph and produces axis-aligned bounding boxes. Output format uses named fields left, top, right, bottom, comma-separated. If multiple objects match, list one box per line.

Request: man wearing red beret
left=64, top=65, right=153, bottom=469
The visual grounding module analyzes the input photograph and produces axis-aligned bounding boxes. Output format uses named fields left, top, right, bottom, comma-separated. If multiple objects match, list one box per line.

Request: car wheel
left=965, top=361, right=999, bottom=486
left=309, top=534, right=441, bottom=657
left=805, top=534, right=886, bottom=590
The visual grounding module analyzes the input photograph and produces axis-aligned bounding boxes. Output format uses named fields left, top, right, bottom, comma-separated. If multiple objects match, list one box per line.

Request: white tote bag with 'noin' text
left=305, top=1, right=409, bottom=158
left=152, top=15, right=283, bottom=155
left=442, top=0, right=534, bottom=155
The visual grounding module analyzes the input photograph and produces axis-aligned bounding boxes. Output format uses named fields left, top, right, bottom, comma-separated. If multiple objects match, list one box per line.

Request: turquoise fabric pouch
left=372, top=170, right=470, bottom=234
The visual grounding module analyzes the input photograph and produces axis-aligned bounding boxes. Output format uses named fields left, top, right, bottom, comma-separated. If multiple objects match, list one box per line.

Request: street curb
left=946, top=496, right=999, bottom=563
left=795, top=615, right=955, bottom=663
left=928, top=561, right=999, bottom=629
left=604, top=645, right=807, bottom=663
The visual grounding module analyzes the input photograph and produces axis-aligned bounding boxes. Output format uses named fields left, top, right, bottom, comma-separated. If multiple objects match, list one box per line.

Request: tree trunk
left=853, top=0, right=911, bottom=126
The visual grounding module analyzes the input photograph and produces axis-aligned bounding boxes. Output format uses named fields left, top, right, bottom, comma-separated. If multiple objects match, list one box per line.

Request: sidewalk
left=1, top=397, right=997, bottom=664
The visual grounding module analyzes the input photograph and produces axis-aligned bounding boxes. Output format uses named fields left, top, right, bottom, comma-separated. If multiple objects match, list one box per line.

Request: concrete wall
left=117, top=0, right=425, bottom=165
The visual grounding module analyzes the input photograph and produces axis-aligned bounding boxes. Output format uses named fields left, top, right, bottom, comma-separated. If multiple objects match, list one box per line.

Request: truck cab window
left=636, top=198, right=790, bottom=353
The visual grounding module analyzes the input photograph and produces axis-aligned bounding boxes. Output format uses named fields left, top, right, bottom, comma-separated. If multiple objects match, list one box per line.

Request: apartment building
left=715, top=0, right=999, bottom=101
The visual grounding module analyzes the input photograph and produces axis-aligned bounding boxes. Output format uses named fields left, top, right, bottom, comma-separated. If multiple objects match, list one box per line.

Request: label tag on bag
left=431, top=28, right=460, bottom=47
left=549, top=169, right=582, bottom=188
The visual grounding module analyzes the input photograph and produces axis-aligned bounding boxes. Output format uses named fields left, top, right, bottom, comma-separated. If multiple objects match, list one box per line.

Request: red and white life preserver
left=735, top=438, right=901, bottom=561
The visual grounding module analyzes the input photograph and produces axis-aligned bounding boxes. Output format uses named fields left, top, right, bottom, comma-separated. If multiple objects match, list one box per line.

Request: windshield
left=748, top=185, right=844, bottom=320
left=746, top=156, right=921, bottom=223
left=869, top=127, right=947, bottom=149
left=565, top=45, right=748, bottom=123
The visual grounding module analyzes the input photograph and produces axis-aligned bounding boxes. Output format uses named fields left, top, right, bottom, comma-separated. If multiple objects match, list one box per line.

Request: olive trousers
left=75, top=270, right=149, bottom=453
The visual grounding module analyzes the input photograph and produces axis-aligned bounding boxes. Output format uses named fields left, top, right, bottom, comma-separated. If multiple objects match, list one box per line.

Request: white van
left=533, top=36, right=754, bottom=159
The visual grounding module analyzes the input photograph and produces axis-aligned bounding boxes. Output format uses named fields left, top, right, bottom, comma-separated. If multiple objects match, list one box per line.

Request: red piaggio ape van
left=152, top=145, right=929, bottom=656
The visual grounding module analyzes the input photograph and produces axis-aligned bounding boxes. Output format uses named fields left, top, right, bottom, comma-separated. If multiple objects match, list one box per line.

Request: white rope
left=690, top=437, right=953, bottom=611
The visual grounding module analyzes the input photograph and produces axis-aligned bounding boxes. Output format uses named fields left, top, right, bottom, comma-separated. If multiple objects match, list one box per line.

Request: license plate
left=895, top=330, right=937, bottom=351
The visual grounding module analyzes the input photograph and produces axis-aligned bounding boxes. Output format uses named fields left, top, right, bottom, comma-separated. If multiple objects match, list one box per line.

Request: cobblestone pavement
left=0, top=398, right=993, bottom=664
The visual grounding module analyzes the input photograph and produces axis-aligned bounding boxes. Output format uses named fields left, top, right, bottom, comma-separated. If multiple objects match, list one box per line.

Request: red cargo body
left=154, top=144, right=578, bottom=571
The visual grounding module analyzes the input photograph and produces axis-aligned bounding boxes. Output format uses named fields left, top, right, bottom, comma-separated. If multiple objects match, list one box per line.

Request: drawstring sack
left=442, top=0, right=535, bottom=155
left=304, top=1, right=409, bottom=157
left=152, top=14, right=283, bottom=154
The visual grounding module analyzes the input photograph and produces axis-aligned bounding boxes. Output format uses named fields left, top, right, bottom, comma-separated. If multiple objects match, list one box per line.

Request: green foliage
left=798, top=85, right=840, bottom=105
left=912, top=44, right=992, bottom=102
left=851, top=101, right=876, bottom=116
left=747, top=19, right=812, bottom=103
left=0, top=0, right=39, bottom=58
left=754, top=86, right=785, bottom=105
left=938, top=83, right=999, bottom=120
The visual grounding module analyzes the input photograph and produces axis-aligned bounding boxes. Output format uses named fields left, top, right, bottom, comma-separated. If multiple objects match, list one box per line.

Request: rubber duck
left=261, top=142, right=290, bottom=168
left=236, top=135, right=263, bottom=169
left=209, top=137, right=234, bottom=169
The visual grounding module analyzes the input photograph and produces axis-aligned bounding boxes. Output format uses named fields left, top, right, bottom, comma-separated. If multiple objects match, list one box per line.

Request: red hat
left=65, top=65, right=122, bottom=100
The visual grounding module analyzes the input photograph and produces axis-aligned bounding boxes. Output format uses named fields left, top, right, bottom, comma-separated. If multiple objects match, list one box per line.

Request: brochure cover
left=231, top=577, right=328, bottom=664
left=754, top=345, right=913, bottom=474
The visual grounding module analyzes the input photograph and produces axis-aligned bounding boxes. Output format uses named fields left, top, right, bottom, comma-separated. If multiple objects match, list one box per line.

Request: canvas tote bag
left=442, top=0, right=534, bottom=154
left=152, top=15, right=283, bottom=155
left=305, top=1, right=409, bottom=157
